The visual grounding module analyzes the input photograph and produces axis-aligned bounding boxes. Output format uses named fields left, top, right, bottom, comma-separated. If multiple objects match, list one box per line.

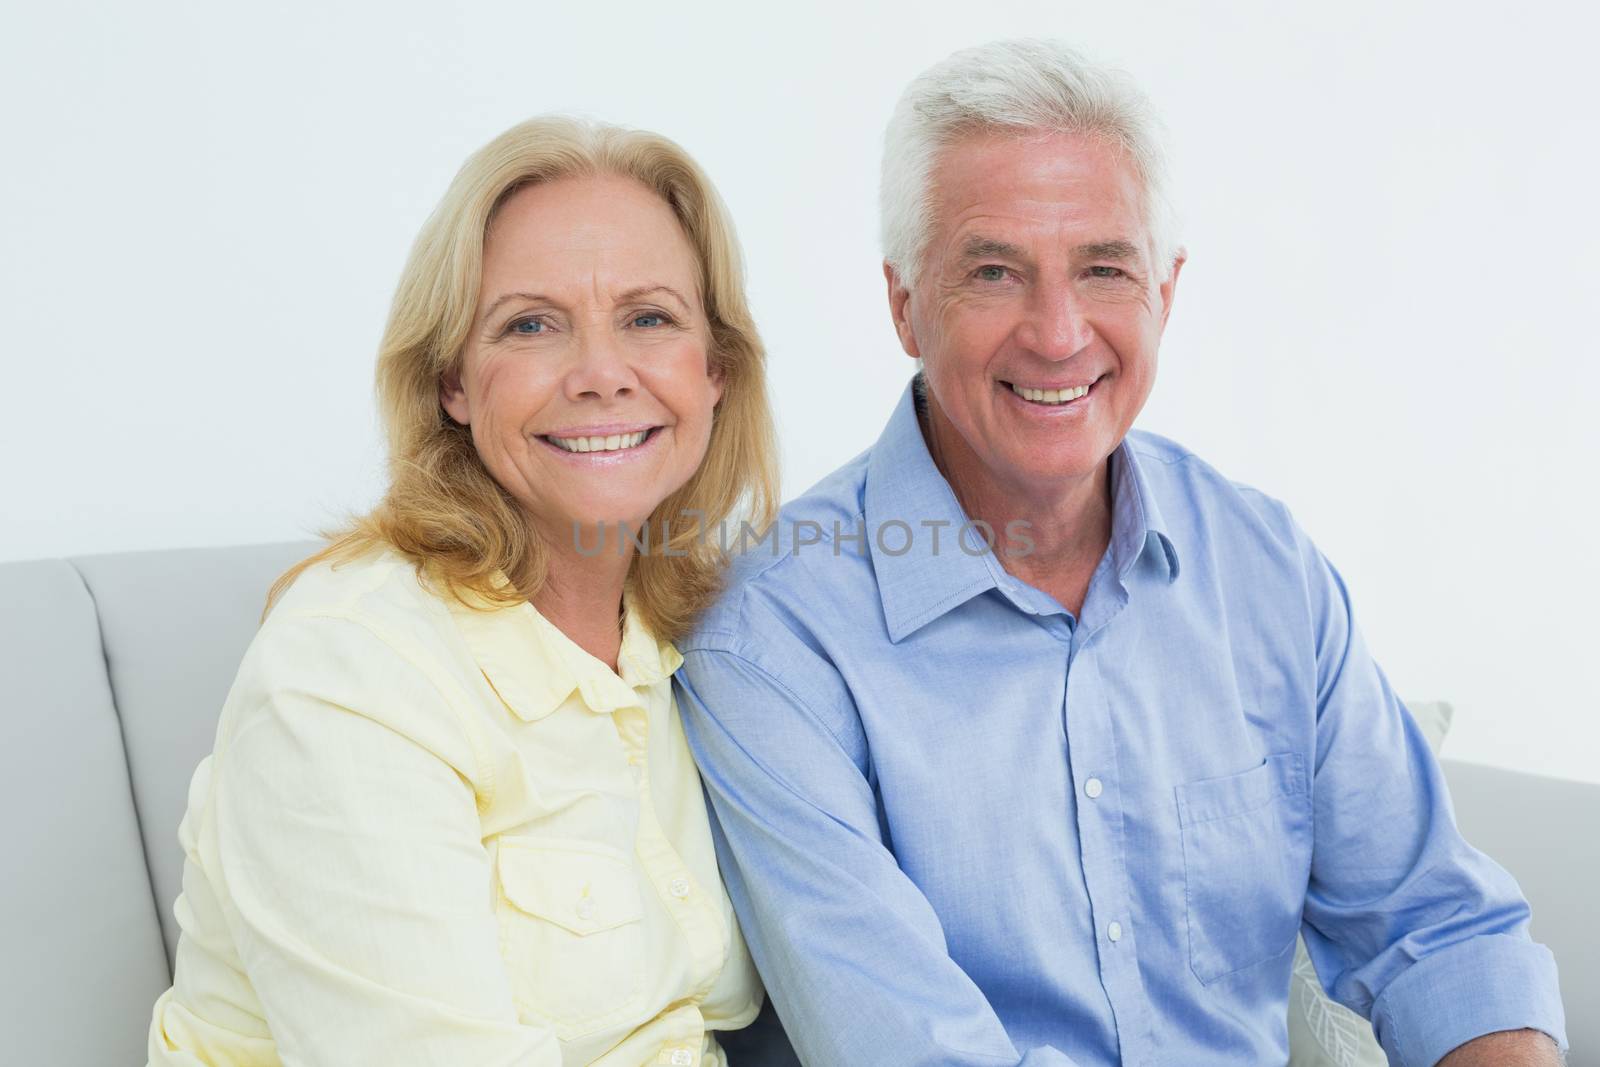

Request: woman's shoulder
left=251, top=542, right=473, bottom=688
left=224, top=543, right=493, bottom=772
left=268, top=541, right=441, bottom=620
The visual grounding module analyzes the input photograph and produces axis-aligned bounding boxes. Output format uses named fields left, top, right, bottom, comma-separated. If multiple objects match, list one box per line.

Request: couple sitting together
left=146, top=39, right=1566, bottom=1067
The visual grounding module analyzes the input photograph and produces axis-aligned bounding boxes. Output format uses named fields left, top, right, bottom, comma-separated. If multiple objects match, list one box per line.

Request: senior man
left=677, top=40, right=1567, bottom=1067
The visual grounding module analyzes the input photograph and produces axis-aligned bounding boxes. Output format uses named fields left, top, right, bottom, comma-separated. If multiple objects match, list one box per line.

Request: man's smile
left=998, top=375, right=1105, bottom=410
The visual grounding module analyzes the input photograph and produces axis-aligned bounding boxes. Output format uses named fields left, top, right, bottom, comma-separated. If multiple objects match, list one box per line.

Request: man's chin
left=987, top=446, right=1112, bottom=488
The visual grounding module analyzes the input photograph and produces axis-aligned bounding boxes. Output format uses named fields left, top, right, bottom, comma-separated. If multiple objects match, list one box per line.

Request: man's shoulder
left=1125, top=428, right=1302, bottom=550
left=691, top=449, right=877, bottom=654
left=780, top=446, right=876, bottom=531
left=1126, top=426, right=1266, bottom=501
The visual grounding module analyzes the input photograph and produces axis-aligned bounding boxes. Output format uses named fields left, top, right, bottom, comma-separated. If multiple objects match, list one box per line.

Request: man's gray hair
left=881, top=39, right=1181, bottom=287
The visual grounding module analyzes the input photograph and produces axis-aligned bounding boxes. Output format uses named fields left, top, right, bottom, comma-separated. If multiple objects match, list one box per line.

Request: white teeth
left=1010, top=382, right=1091, bottom=405
left=548, top=430, right=649, bottom=454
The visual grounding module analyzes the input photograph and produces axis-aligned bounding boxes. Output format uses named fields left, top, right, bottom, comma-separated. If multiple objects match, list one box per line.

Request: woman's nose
left=564, top=327, right=640, bottom=401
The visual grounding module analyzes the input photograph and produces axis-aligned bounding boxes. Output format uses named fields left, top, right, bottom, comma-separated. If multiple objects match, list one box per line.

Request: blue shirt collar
left=1109, top=433, right=1181, bottom=586
left=864, top=375, right=1179, bottom=643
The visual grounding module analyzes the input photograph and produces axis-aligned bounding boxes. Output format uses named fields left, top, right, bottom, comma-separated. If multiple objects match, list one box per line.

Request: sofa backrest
left=71, top=541, right=319, bottom=967
left=0, top=558, right=174, bottom=1066
left=1444, top=759, right=1596, bottom=1056
left=0, top=542, right=316, bottom=1066
left=1, top=541, right=1591, bottom=1065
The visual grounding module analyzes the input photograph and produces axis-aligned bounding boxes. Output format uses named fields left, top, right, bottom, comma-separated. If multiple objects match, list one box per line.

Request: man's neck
left=915, top=375, right=1113, bottom=616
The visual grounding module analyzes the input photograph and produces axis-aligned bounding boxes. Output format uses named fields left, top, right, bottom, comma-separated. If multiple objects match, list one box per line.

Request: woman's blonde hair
left=268, top=116, right=778, bottom=642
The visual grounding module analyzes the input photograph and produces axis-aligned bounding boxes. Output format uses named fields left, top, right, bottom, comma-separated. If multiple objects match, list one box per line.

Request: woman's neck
left=532, top=522, right=636, bottom=673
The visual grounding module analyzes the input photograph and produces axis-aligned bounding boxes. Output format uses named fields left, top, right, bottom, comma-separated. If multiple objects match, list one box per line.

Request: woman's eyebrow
left=616, top=284, right=692, bottom=310
left=479, top=290, right=553, bottom=321
left=480, top=285, right=692, bottom=321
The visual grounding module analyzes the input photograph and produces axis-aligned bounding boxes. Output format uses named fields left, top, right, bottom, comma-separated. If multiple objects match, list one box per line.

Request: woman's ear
left=440, top=364, right=470, bottom=425
left=709, top=362, right=726, bottom=408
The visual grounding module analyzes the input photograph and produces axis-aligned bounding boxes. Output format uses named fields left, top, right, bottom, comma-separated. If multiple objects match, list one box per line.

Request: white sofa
left=1, top=541, right=1590, bottom=1065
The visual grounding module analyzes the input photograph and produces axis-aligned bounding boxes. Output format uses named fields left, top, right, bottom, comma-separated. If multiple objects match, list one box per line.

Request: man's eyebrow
left=478, top=283, right=691, bottom=323
left=957, top=236, right=1146, bottom=265
left=1074, top=239, right=1144, bottom=262
left=959, top=236, right=1028, bottom=261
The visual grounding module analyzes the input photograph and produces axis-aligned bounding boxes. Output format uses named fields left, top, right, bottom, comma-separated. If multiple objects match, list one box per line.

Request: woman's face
left=442, top=175, right=724, bottom=549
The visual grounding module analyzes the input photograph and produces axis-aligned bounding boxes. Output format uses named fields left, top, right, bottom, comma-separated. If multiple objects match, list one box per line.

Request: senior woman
left=145, top=116, right=778, bottom=1066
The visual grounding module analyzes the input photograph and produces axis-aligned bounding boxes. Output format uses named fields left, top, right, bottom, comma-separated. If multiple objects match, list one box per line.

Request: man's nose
left=565, top=327, right=639, bottom=401
left=1018, top=281, right=1094, bottom=359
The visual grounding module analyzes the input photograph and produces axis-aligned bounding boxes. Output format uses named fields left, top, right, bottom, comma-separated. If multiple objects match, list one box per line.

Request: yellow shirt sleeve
left=168, top=609, right=562, bottom=1067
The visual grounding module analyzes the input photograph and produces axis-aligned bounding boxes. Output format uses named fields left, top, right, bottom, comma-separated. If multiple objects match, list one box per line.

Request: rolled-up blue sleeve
left=675, top=639, right=1078, bottom=1067
left=1292, top=526, right=1568, bottom=1066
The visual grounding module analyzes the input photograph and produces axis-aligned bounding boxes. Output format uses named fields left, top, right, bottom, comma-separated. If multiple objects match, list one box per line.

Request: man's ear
left=440, top=363, right=471, bottom=425
left=884, top=261, right=922, bottom=360
left=1157, top=248, right=1187, bottom=334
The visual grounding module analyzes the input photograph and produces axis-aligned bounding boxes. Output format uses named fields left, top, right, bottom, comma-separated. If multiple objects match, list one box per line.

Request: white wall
left=4, top=1, right=1597, bottom=784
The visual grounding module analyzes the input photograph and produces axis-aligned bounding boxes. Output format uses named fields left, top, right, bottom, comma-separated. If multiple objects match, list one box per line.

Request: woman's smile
left=536, top=424, right=666, bottom=463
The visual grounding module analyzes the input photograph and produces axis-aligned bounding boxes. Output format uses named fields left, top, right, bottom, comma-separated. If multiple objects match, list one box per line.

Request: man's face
left=888, top=130, right=1183, bottom=495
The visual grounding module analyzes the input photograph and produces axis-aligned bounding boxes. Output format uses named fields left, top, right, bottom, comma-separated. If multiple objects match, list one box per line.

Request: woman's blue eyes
left=505, top=312, right=672, bottom=336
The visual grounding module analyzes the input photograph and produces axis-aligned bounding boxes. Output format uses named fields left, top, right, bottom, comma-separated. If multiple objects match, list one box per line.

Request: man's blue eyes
left=973, top=265, right=1125, bottom=282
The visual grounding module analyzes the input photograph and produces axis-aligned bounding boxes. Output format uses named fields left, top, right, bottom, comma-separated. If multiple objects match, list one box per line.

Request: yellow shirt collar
left=446, top=580, right=681, bottom=722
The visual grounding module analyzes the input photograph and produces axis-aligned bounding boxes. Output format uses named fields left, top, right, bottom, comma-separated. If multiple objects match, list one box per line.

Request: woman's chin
left=539, top=507, right=665, bottom=557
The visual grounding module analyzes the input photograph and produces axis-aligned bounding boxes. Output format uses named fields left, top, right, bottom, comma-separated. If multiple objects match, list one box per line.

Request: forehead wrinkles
left=935, top=129, right=1145, bottom=201
left=928, top=133, right=1149, bottom=260
left=484, top=227, right=689, bottom=280
left=479, top=257, right=703, bottom=329
left=940, top=211, right=1120, bottom=272
left=481, top=180, right=703, bottom=308
left=954, top=203, right=1108, bottom=240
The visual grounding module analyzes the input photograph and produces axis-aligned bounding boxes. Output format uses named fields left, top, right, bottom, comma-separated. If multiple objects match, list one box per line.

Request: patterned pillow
left=1286, top=700, right=1455, bottom=1067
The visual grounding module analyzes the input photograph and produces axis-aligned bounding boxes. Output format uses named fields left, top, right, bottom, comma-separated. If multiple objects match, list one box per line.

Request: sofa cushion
left=1287, top=699, right=1455, bottom=1066
left=1443, top=760, right=1595, bottom=1061
left=0, top=558, right=172, bottom=1064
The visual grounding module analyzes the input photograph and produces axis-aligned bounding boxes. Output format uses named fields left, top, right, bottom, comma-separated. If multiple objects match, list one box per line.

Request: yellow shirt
left=146, top=546, right=762, bottom=1066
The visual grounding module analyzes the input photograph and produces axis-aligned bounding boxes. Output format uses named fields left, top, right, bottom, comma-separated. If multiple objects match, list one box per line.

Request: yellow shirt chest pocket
left=494, top=837, right=650, bottom=1038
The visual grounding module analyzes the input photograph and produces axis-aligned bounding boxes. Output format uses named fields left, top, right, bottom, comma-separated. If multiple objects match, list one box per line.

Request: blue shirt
left=676, top=377, right=1567, bottom=1067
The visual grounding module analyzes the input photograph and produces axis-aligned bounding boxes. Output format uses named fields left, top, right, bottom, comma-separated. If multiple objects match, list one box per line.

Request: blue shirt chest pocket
left=1174, top=752, right=1311, bottom=985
